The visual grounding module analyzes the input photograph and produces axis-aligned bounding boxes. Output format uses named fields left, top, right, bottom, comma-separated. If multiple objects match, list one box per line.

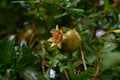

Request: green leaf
left=58, top=63, right=69, bottom=72
left=70, top=67, right=95, bottom=80
left=19, top=43, right=39, bottom=67
left=69, top=66, right=77, bottom=80
left=23, top=68, right=46, bottom=80
left=88, top=13, right=99, bottom=18
left=101, top=52, right=120, bottom=70
left=72, top=60, right=81, bottom=68
left=102, top=42, right=117, bottom=53
left=55, top=54, right=67, bottom=60
left=0, top=35, right=16, bottom=65
left=83, top=37, right=95, bottom=52
left=99, top=69, right=120, bottom=80
left=0, top=75, right=7, bottom=80
left=77, top=68, right=95, bottom=80
left=111, top=24, right=120, bottom=29
left=71, top=8, right=84, bottom=13
left=71, top=0, right=81, bottom=7
left=53, top=0, right=60, bottom=4
left=47, top=59, right=59, bottom=67
left=43, top=0, right=51, bottom=3
left=82, top=18, right=97, bottom=26
left=86, top=54, right=97, bottom=64
left=103, top=0, right=111, bottom=11
left=48, top=54, right=67, bottom=67
left=54, top=12, right=68, bottom=18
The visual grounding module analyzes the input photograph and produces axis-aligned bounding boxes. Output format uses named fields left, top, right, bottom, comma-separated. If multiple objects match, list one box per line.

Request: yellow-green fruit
left=48, top=25, right=81, bottom=53
left=60, top=29, right=81, bottom=53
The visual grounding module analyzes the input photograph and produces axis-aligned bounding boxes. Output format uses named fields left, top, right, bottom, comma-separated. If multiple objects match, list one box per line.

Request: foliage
left=0, top=0, right=120, bottom=80
left=0, top=35, right=45, bottom=80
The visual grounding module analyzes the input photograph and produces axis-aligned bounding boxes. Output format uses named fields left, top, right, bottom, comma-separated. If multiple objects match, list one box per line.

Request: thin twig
left=95, top=62, right=100, bottom=77
left=94, top=50, right=101, bottom=78
left=64, top=69, right=70, bottom=80
left=94, top=58, right=102, bottom=77
left=41, top=47, right=47, bottom=73
left=90, top=31, right=111, bottom=44
left=41, top=56, right=45, bottom=73
left=80, top=46, right=87, bottom=71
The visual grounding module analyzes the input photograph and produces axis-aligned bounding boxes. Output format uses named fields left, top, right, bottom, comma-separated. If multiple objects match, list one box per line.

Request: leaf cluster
left=0, top=0, right=120, bottom=80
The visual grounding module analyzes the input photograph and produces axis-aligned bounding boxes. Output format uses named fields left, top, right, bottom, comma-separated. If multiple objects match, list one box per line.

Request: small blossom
left=50, top=68, right=56, bottom=79
left=20, top=40, right=27, bottom=47
left=32, top=72, right=38, bottom=80
left=96, top=29, right=106, bottom=38
left=99, top=0, right=104, bottom=6
left=9, top=35, right=15, bottom=41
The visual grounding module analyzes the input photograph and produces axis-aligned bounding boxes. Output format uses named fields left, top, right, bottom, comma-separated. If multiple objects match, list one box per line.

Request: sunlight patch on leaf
left=54, top=12, right=67, bottom=18
left=9, top=35, right=15, bottom=41
left=71, top=8, right=84, bottom=13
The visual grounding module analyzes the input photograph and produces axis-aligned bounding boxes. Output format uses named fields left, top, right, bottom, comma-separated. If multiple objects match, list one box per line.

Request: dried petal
left=48, top=25, right=64, bottom=48
left=50, top=43, right=56, bottom=47
left=56, top=25, right=59, bottom=31
left=60, top=28, right=63, bottom=34
left=57, top=43, right=62, bottom=49
left=48, top=37, right=54, bottom=42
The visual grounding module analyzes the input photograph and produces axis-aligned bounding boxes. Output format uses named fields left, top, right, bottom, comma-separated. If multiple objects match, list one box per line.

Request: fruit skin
left=48, top=25, right=81, bottom=53
left=60, top=29, right=81, bottom=53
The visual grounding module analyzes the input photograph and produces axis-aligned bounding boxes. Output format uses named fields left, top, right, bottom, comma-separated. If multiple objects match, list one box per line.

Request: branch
left=80, top=46, right=87, bottom=71
left=64, top=69, right=70, bottom=80
left=41, top=47, right=47, bottom=73
left=94, top=59, right=101, bottom=77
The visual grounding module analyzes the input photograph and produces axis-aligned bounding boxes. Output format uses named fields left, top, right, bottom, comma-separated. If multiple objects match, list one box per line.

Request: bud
left=48, top=25, right=81, bottom=53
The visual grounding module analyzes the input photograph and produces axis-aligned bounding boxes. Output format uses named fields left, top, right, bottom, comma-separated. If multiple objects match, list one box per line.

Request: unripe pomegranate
left=48, top=25, right=81, bottom=53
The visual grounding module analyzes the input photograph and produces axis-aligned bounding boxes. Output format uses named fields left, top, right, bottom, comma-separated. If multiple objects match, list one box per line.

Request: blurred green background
left=0, top=0, right=120, bottom=80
